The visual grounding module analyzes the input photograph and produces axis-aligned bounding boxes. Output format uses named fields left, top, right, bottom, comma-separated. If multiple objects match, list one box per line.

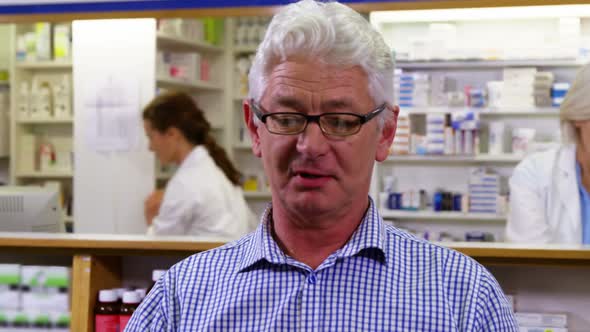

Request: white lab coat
left=506, top=144, right=582, bottom=244
left=151, top=146, right=253, bottom=240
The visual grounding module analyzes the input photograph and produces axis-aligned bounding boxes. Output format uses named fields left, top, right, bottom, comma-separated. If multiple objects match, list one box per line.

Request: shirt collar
left=238, top=197, right=386, bottom=272
left=177, top=145, right=208, bottom=171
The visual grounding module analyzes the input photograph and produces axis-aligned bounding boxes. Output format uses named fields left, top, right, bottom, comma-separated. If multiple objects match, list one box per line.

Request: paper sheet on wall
left=83, top=75, right=142, bottom=152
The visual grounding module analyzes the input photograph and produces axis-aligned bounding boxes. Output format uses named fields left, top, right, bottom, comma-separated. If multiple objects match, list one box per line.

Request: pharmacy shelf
left=15, top=61, right=72, bottom=69
left=233, top=45, right=258, bottom=54
left=156, top=33, right=224, bottom=53
left=244, top=191, right=271, bottom=199
left=381, top=209, right=506, bottom=222
left=17, top=117, right=73, bottom=124
left=401, top=107, right=559, bottom=117
left=384, top=154, right=522, bottom=164
left=156, top=76, right=222, bottom=92
left=396, top=59, right=587, bottom=69
left=16, top=170, right=73, bottom=178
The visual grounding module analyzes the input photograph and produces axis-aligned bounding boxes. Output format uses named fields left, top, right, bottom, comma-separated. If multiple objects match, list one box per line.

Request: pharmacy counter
left=1, top=233, right=590, bottom=331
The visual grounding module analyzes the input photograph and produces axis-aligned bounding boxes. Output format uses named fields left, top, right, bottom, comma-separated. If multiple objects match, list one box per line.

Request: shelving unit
left=8, top=23, right=76, bottom=230
left=396, top=59, right=587, bottom=69
left=385, top=153, right=523, bottom=164
left=381, top=209, right=506, bottom=222
left=224, top=17, right=271, bottom=219
left=16, top=171, right=73, bottom=178
left=14, top=61, right=72, bottom=70
left=16, top=117, right=73, bottom=124
left=3, top=234, right=590, bottom=331
left=155, top=76, right=222, bottom=92
left=156, top=32, right=224, bottom=54
left=243, top=191, right=271, bottom=199
left=371, top=11, right=590, bottom=242
left=402, top=107, right=560, bottom=117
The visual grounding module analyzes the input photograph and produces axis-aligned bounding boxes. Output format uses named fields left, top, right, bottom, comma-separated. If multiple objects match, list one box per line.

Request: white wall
left=73, top=19, right=156, bottom=234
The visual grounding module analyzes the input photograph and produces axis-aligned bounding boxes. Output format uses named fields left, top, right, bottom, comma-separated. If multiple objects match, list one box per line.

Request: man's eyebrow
left=320, top=99, right=355, bottom=110
left=272, top=97, right=307, bottom=112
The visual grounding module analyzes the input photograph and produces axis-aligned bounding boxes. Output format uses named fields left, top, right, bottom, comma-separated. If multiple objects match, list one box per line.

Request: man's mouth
left=296, top=172, right=324, bottom=179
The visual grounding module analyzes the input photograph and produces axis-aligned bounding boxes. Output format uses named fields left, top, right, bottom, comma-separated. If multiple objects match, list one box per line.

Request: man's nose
left=296, top=120, right=329, bottom=157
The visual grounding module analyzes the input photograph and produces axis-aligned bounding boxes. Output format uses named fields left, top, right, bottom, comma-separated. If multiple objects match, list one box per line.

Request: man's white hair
left=248, top=0, right=394, bottom=126
left=560, top=63, right=590, bottom=145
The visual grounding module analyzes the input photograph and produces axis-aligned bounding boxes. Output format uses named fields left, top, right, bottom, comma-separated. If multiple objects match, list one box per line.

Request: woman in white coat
left=506, top=64, right=590, bottom=244
left=142, top=91, right=253, bottom=239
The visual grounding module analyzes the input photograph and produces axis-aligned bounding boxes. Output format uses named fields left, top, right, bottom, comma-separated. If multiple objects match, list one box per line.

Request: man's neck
left=270, top=198, right=369, bottom=270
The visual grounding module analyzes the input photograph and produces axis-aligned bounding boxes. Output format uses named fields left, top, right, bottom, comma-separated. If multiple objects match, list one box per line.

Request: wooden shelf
left=401, top=107, right=560, bottom=117
left=156, top=33, right=224, bottom=53
left=16, top=171, right=73, bottom=178
left=0, top=233, right=224, bottom=254
left=15, top=61, right=72, bottom=69
left=384, top=154, right=522, bottom=164
left=233, top=45, right=258, bottom=53
left=17, top=117, right=73, bottom=124
left=244, top=191, right=271, bottom=199
left=396, top=59, right=587, bottom=69
left=1, top=233, right=589, bottom=331
left=381, top=209, right=506, bottom=222
left=156, top=76, right=222, bottom=92
left=1, top=232, right=589, bottom=265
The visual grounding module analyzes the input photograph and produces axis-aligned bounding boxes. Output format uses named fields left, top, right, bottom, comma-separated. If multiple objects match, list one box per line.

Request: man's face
left=245, top=60, right=396, bottom=218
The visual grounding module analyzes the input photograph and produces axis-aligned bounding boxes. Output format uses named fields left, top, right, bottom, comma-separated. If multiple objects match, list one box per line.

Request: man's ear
left=375, top=105, right=398, bottom=162
left=244, top=100, right=262, bottom=158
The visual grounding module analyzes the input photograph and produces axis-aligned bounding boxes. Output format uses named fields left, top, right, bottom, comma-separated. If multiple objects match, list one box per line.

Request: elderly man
left=126, top=0, right=517, bottom=330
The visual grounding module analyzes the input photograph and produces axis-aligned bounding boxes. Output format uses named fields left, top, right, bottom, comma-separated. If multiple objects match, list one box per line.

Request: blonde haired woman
left=507, top=64, right=590, bottom=244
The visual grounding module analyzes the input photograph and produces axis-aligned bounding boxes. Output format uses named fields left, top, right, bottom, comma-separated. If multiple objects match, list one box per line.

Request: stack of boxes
left=233, top=17, right=269, bottom=49
left=426, top=114, right=446, bottom=155
left=157, top=52, right=204, bottom=83
left=157, top=18, right=224, bottom=84
left=468, top=171, right=501, bottom=215
left=395, top=70, right=430, bottom=108
left=158, top=19, right=205, bottom=42
left=17, top=74, right=72, bottom=120
left=516, top=312, right=568, bottom=332
left=551, top=82, right=571, bottom=107
left=534, top=72, right=555, bottom=107
left=499, top=68, right=537, bottom=108
left=451, top=111, right=479, bottom=155
left=390, top=115, right=410, bottom=155
left=15, top=23, right=71, bottom=63
left=0, top=264, right=70, bottom=331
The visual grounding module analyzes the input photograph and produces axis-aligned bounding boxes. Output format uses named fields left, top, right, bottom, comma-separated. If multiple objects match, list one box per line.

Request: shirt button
left=307, top=273, right=317, bottom=285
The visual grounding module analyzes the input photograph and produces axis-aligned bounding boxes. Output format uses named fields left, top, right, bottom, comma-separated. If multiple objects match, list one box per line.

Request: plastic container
left=146, top=269, right=167, bottom=296
left=95, top=289, right=120, bottom=332
left=119, top=290, right=141, bottom=330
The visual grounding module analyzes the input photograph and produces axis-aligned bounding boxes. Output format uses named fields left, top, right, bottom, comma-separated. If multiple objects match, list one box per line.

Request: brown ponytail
left=143, top=91, right=242, bottom=186
left=204, top=135, right=242, bottom=186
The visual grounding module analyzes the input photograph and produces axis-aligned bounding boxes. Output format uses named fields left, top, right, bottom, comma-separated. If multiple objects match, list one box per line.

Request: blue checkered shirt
left=125, top=198, right=517, bottom=331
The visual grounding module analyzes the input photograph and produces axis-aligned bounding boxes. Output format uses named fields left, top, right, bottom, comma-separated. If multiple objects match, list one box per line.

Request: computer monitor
left=0, top=186, right=64, bottom=233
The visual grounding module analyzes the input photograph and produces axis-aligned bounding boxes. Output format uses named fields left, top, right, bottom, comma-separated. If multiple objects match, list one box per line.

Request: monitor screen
left=0, top=186, right=63, bottom=233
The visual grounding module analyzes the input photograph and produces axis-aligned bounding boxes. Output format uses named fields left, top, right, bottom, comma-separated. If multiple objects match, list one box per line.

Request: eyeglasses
left=249, top=99, right=387, bottom=137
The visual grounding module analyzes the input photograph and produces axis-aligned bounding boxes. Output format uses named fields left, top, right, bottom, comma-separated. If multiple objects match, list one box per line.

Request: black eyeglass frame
left=249, top=99, right=388, bottom=136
